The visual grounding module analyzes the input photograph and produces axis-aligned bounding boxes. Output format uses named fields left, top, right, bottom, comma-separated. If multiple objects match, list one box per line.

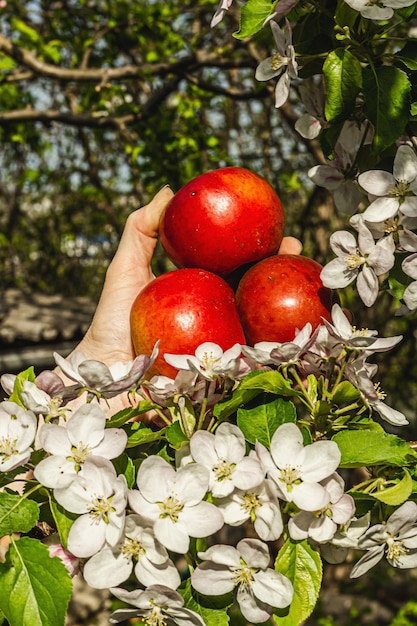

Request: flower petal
left=253, top=569, right=293, bottom=608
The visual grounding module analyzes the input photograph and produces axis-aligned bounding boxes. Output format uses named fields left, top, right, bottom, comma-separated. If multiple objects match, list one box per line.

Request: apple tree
left=1, top=2, right=417, bottom=626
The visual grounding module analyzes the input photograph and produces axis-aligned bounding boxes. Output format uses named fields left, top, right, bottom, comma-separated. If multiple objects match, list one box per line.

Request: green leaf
left=372, top=469, right=413, bottom=506
left=112, top=453, right=136, bottom=489
left=237, top=397, right=296, bottom=447
left=166, top=421, right=190, bottom=449
left=233, top=0, right=276, bottom=40
left=274, top=539, right=322, bottom=626
left=9, top=367, right=36, bottom=408
left=105, top=401, right=157, bottom=427
left=11, top=18, right=41, bottom=43
left=0, top=492, right=39, bottom=536
left=332, top=381, right=361, bottom=404
left=49, top=499, right=76, bottom=549
left=0, top=537, right=72, bottom=626
left=239, top=370, right=298, bottom=396
left=41, top=42, right=62, bottom=64
left=363, top=66, right=411, bottom=155
left=126, top=423, right=166, bottom=448
left=214, top=370, right=298, bottom=421
left=323, top=48, right=362, bottom=122
left=349, top=491, right=377, bottom=517
left=166, top=396, right=196, bottom=436
left=180, top=579, right=232, bottom=625
left=332, top=430, right=417, bottom=468
left=396, top=41, right=417, bottom=71
left=213, top=387, right=261, bottom=421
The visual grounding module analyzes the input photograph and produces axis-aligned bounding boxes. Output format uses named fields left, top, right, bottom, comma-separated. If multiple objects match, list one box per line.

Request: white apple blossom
left=19, top=380, right=67, bottom=420
left=146, top=371, right=222, bottom=410
left=350, top=501, right=417, bottom=578
left=144, top=370, right=199, bottom=405
left=164, top=342, right=244, bottom=380
left=346, top=360, right=408, bottom=426
left=189, top=422, right=264, bottom=498
left=191, top=538, right=293, bottom=623
left=365, top=213, right=417, bottom=253
left=217, top=478, right=284, bottom=541
left=344, top=0, right=415, bottom=21
left=295, top=77, right=326, bottom=139
left=256, top=422, right=341, bottom=511
left=53, top=456, right=127, bottom=558
left=128, top=455, right=224, bottom=553
left=401, top=253, right=417, bottom=312
left=110, top=585, right=206, bottom=626
left=308, top=121, right=369, bottom=214
left=47, top=542, right=79, bottom=577
left=255, top=19, right=298, bottom=108
left=323, top=304, right=403, bottom=353
left=54, top=345, right=157, bottom=399
left=242, top=323, right=313, bottom=366
left=34, top=403, right=127, bottom=488
left=0, top=401, right=37, bottom=472
left=304, top=325, right=344, bottom=367
left=0, top=373, right=16, bottom=396
left=359, top=145, right=417, bottom=222
left=321, top=514, right=371, bottom=564
left=264, top=0, right=300, bottom=26
left=288, top=472, right=355, bottom=543
left=210, top=0, right=233, bottom=27
left=82, top=514, right=180, bottom=590
left=320, top=215, right=395, bottom=307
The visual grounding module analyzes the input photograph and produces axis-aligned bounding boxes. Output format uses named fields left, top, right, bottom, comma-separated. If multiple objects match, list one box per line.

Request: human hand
left=75, top=185, right=174, bottom=365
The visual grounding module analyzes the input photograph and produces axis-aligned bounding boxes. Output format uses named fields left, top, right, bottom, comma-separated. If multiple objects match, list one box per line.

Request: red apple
left=159, top=167, right=285, bottom=277
left=130, top=268, right=246, bottom=378
left=235, top=254, right=333, bottom=345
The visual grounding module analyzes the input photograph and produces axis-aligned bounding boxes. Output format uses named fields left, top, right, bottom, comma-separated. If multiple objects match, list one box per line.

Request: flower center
left=121, top=536, right=145, bottom=560
left=144, top=606, right=167, bottom=626
left=390, top=180, right=410, bottom=198
left=271, top=52, right=288, bottom=71
left=213, top=459, right=234, bottom=482
left=233, top=563, right=255, bottom=590
left=374, top=382, right=387, bottom=400
left=279, top=465, right=301, bottom=491
left=384, top=217, right=398, bottom=234
left=0, top=436, right=18, bottom=460
left=386, top=536, right=408, bottom=564
left=345, top=252, right=365, bottom=270
left=159, top=494, right=184, bottom=522
left=241, top=491, right=261, bottom=521
left=48, top=396, right=65, bottom=419
left=351, top=325, right=370, bottom=337
left=68, top=442, right=92, bottom=471
left=200, top=351, right=219, bottom=376
left=87, top=495, right=115, bottom=523
left=242, top=491, right=261, bottom=512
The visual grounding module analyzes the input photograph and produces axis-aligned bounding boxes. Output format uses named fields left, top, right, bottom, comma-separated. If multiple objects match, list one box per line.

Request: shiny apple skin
left=235, top=254, right=333, bottom=345
left=159, top=167, right=285, bottom=277
left=130, top=268, right=246, bottom=378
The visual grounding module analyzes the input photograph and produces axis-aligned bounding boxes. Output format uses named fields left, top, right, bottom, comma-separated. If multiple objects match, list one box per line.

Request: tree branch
left=0, top=33, right=253, bottom=84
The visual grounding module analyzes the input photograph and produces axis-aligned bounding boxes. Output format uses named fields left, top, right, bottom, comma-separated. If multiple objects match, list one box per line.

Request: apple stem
left=289, top=367, right=314, bottom=409
left=154, top=407, right=172, bottom=427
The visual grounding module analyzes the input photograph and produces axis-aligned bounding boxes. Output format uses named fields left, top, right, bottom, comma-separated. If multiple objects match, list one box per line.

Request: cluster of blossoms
left=210, top=0, right=417, bottom=313
left=2, top=299, right=416, bottom=624
left=313, top=139, right=417, bottom=310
